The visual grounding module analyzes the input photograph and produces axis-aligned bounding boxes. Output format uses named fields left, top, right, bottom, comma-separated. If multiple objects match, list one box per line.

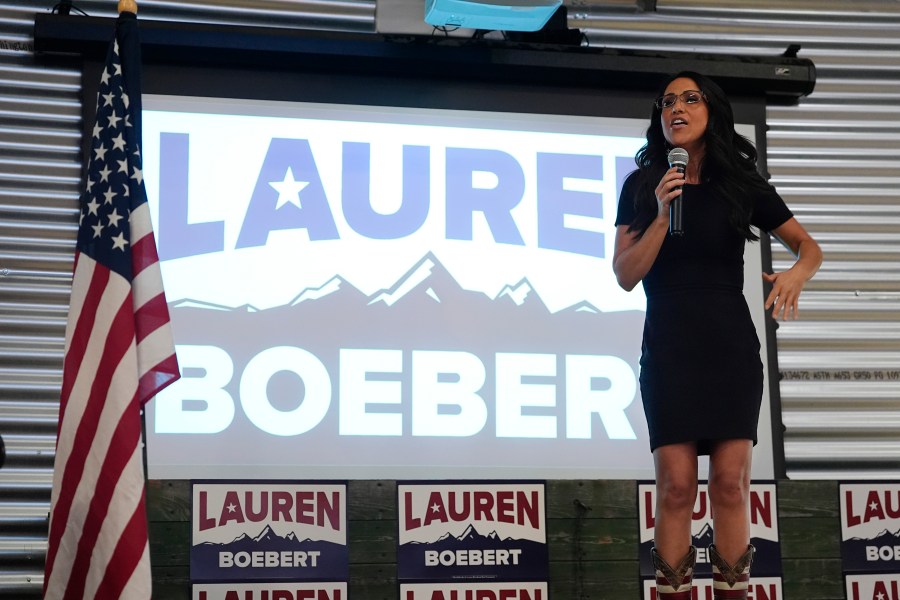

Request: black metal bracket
left=33, top=13, right=815, bottom=103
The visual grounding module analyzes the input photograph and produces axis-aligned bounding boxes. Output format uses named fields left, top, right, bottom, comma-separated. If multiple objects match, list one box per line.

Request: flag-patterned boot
left=709, top=544, right=755, bottom=599
left=651, top=545, right=696, bottom=599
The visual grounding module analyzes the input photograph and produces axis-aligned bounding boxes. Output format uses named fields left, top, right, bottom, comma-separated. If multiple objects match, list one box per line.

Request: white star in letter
left=111, top=231, right=128, bottom=251
left=269, top=168, right=309, bottom=209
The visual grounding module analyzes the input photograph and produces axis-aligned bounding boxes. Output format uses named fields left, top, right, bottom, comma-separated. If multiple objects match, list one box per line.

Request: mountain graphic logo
left=190, top=524, right=349, bottom=583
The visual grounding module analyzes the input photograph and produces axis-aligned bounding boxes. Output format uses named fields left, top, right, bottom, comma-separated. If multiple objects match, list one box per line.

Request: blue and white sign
left=190, top=481, right=348, bottom=582
left=840, top=482, right=900, bottom=573
left=193, top=582, right=347, bottom=600
left=397, top=481, right=547, bottom=582
left=638, top=482, right=782, bottom=578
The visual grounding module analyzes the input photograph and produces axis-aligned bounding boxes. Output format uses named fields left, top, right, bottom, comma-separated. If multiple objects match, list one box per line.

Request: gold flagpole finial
left=118, top=0, right=137, bottom=14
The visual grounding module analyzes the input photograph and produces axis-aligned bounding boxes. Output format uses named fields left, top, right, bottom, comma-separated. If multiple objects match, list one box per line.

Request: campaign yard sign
left=845, top=573, right=900, bottom=600
left=840, top=482, right=900, bottom=573
left=400, top=582, right=548, bottom=600
left=638, top=482, right=782, bottom=579
left=193, top=582, right=347, bottom=600
left=397, top=481, right=547, bottom=583
left=641, top=577, right=783, bottom=600
left=191, top=481, right=348, bottom=582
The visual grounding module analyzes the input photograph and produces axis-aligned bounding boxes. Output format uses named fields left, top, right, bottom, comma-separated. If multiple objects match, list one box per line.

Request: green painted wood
left=780, top=517, right=841, bottom=559
left=349, top=563, right=397, bottom=599
left=546, top=480, right=638, bottom=520
left=548, top=518, right=638, bottom=562
left=150, top=565, right=190, bottom=600
left=348, top=519, right=397, bottom=564
left=781, top=558, right=845, bottom=600
left=349, top=480, right=397, bottom=520
left=777, top=480, right=839, bottom=518
left=147, top=479, right=191, bottom=522
left=549, top=559, right=640, bottom=599
left=149, top=521, right=190, bottom=566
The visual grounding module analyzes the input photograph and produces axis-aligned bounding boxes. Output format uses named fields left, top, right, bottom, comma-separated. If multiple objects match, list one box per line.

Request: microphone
left=667, top=147, right=689, bottom=237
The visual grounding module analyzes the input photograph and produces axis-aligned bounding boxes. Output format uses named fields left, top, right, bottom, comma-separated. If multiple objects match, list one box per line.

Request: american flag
left=44, top=12, right=180, bottom=599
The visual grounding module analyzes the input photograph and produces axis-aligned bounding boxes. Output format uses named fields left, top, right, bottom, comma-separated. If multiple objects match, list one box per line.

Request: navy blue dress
left=616, top=173, right=793, bottom=454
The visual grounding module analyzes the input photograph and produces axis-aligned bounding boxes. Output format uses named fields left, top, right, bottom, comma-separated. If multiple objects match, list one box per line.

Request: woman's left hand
left=762, top=268, right=808, bottom=320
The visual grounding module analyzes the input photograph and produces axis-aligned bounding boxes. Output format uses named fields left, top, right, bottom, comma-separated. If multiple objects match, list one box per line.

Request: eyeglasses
left=655, top=90, right=707, bottom=110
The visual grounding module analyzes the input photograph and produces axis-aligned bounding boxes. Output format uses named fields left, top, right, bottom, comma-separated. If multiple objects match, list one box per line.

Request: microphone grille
left=667, top=147, right=689, bottom=167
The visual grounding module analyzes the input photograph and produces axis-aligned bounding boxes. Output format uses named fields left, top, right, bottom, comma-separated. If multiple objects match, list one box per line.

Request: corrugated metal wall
left=0, top=0, right=897, bottom=595
left=573, top=0, right=900, bottom=480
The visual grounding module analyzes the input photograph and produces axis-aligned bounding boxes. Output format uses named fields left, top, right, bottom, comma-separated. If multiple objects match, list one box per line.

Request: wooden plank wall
left=147, top=479, right=844, bottom=599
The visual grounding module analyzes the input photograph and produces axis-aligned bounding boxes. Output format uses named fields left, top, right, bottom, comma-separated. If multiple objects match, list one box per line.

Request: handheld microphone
left=667, top=147, right=689, bottom=237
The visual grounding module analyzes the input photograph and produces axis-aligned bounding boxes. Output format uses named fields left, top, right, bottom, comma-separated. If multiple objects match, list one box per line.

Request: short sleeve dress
left=616, top=172, right=793, bottom=454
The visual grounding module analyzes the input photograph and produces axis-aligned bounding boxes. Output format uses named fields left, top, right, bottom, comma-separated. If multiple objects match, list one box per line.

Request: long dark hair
left=629, top=71, right=770, bottom=240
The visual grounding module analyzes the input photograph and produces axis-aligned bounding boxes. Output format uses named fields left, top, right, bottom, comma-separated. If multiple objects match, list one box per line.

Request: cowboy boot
left=709, top=544, right=755, bottom=599
left=651, top=545, right=696, bottom=599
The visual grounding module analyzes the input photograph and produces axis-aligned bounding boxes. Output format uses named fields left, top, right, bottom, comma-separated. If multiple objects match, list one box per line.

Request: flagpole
left=117, top=0, right=154, bottom=499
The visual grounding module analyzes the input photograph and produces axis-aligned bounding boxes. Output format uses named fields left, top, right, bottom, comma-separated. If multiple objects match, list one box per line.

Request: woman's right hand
left=655, top=166, right=686, bottom=220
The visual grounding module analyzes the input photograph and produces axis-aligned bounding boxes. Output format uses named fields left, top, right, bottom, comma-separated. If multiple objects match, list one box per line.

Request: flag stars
left=107, top=209, right=124, bottom=229
left=131, top=166, right=143, bottom=185
left=92, top=222, right=104, bottom=238
left=102, top=92, right=115, bottom=107
left=107, top=110, right=122, bottom=129
left=103, top=188, right=116, bottom=205
left=94, top=143, right=108, bottom=162
left=117, top=159, right=129, bottom=174
left=100, top=67, right=110, bottom=85
left=112, top=133, right=126, bottom=152
left=92, top=122, right=103, bottom=139
left=99, top=165, right=112, bottom=183
left=86, top=198, right=101, bottom=216
left=111, top=231, right=128, bottom=251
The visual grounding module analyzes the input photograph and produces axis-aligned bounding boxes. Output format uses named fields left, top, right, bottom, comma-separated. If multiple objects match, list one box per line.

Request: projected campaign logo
left=397, top=482, right=547, bottom=582
left=638, top=482, right=782, bottom=578
left=840, top=482, right=900, bottom=573
left=140, top=95, right=656, bottom=480
left=190, top=482, right=348, bottom=582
